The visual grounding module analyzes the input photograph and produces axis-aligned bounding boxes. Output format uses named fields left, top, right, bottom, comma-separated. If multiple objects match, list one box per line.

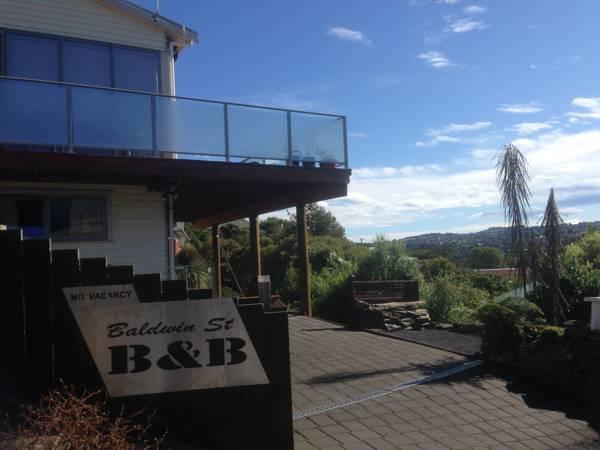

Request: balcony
left=0, top=77, right=348, bottom=168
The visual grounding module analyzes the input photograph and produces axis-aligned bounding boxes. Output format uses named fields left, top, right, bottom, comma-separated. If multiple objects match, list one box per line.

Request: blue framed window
left=63, top=40, right=111, bottom=87
left=113, top=47, right=159, bottom=92
left=2, top=31, right=159, bottom=93
left=5, top=33, right=60, bottom=81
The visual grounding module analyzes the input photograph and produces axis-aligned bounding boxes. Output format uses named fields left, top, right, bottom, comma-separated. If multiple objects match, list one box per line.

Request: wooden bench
left=352, top=280, right=419, bottom=304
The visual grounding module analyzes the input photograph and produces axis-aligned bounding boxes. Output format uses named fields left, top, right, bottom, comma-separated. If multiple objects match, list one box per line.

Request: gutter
left=100, top=0, right=199, bottom=44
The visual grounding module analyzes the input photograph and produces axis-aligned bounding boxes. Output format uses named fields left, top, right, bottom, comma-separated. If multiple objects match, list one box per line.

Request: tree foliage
left=469, top=246, right=505, bottom=269
left=496, top=143, right=531, bottom=293
left=534, top=189, right=567, bottom=324
left=354, top=236, right=420, bottom=281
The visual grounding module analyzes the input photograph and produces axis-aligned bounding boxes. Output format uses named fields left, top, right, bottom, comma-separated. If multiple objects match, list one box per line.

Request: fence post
left=23, top=239, right=53, bottom=390
left=0, top=230, right=25, bottom=390
left=52, top=249, right=81, bottom=385
left=265, top=311, right=294, bottom=449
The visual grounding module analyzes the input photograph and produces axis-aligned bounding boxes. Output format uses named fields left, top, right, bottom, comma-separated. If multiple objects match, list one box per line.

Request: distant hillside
left=399, top=221, right=600, bottom=255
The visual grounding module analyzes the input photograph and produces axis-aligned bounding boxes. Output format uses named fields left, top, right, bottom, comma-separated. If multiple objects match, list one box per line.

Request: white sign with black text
left=62, top=286, right=269, bottom=397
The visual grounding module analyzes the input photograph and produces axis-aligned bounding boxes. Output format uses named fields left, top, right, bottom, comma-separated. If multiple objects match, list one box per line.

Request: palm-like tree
left=496, top=143, right=531, bottom=295
left=538, top=188, right=567, bottom=324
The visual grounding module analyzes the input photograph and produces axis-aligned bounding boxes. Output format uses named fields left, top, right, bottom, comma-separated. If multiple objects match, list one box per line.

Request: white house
left=0, top=0, right=350, bottom=300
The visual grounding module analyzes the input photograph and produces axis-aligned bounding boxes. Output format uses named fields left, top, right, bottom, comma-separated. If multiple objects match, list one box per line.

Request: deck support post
left=296, top=204, right=312, bottom=317
left=211, top=224, right=222, bottom=297
left=249, top=215, right=261, bottom=295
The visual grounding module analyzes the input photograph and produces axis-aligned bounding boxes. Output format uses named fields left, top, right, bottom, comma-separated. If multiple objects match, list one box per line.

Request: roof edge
left=100, top=0, right=199, bottom=45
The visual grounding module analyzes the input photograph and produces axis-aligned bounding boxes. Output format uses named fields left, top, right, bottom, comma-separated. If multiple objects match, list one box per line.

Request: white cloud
left=498, top=102, right=543, bottom=114
left=439, top=0, right=459, bottom=4
left=327, top=27, right=372, bottom=46
left=416, top=135, right=461, bottom=147
left=568, top=97, right=600, bottom=120
left=324, top=128, right=600, bottom=236
left=349, top=132, right=368, bottom=138
left=417, top=121, right=492, bottom=147
left=445, top=17, right=488, bottom=33
left=429, top=121, right=492, bottom=135
left=463, top=5, right=486, bottom=14
left=509, top=121, right=556, bottom=136
left=418, top=51, right=454, bottom=69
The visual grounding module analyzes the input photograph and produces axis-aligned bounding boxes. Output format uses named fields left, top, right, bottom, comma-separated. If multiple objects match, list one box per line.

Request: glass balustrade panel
left=228, top=106, right=288, bottom=161
left=291, top=113, right=345, bottom=166
left=72, top=87, right=153, bottom=151
left=156, top=97, right=225, bottom=156
left=0, top=79, right=68, bottom=146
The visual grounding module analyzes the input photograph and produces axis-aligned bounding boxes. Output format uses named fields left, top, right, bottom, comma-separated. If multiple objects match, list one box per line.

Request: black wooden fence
left=0, top=229, right=294, bottom=449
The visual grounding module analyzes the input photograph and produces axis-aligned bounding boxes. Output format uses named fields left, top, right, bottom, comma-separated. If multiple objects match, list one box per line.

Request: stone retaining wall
left=354, top=301, right=431, bottom=331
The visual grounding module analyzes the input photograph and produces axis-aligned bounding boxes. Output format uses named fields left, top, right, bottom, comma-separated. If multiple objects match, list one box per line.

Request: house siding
left=0, top=182, right=170, bottom=278
left=0, top=0, right=168, bottom=50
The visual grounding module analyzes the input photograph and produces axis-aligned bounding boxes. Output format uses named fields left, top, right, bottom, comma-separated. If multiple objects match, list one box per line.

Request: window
left=113, top=47, right=159, bottom=92
left=49, top=198, right=106, bottom=239
left=5, top=33, right=60, bottom=81
left=2, top=31, right=159, bottom=93
left=63, top=41, right=111, bottom=87
left=0, top=196, right=107, bottom=240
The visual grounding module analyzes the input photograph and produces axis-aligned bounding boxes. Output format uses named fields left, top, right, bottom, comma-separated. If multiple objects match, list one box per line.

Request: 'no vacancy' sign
left=62, top=285, right=269, bottom=397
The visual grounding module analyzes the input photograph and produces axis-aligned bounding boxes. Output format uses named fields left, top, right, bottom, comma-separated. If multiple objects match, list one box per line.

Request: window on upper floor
left=63, top=40, right=111, bottom=87
left=2, top=31, right=159, bottom=93
left=113, top=47, right=159, bottom=93
left=5, top=33, right=60, bottom=81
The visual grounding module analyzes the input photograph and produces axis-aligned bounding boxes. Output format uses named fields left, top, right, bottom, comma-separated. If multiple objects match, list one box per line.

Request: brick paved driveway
left=290, top=316, right=600, bottom=449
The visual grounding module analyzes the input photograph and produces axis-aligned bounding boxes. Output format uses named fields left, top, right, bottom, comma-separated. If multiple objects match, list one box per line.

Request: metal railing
left=0, top=76, right=348, bottom=168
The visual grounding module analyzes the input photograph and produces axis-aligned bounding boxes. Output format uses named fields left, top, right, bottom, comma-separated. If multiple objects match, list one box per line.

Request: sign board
left=63, top=284, right=139, bottom=308
left=62, top=285, right=269, bottom=397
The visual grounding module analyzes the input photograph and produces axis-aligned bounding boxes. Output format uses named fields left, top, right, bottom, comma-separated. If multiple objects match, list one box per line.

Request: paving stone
left=289, top=316, right=599, bottom=450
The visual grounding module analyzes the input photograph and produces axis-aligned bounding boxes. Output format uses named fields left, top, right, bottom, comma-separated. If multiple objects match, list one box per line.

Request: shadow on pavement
left=427, top=364, right=600, bottom=435
left=305, top=357, right=462, bottom=385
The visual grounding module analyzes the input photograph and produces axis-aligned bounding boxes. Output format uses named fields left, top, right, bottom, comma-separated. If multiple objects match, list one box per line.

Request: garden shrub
left=279, top=266, right=300, bottom=307
left=469, top=272, right=510, bottom=298
left=424, top=275, right=488, bottom=323
left=477, top=302, right=525, bottom=355
left=421, top=257, right=458, bottom=281
left=4, top=386, right=162, bottom=449
left=447, top=304, right=480, bottom=325
left=498, top=297, right=545, bottom=323
left=311, top=261, right=355, bottom=324
left=354, top=237, right=420, bottom=281
left=537, top=325, right=565, bottom=344
left=562, top=231, right=600, bottom=319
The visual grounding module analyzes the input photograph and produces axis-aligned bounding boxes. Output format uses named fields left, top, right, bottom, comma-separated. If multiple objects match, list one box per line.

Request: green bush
left=477, top=302, right=525, bottom=355
left=311, top=262, right=355, bottom=323
left=447, top=305, right=480, bottom=325
left=279, top=266, right=300, bottom=307
left=498, top=297, right=545, bottom=322
left=469, top=272, right=510, bottom=298
left=563, top=231, right=600, bottom=319
left=537, top=325, right=564, bottom=344
left=423, top=275, right=488, bottom=323
left=355, top=237, right=420, bottom=281
left=421, top=257, right=458, bottom=281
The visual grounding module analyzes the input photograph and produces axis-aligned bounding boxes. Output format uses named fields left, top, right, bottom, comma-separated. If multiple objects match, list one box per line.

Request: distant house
left=0, top=0, right=350, bottom=305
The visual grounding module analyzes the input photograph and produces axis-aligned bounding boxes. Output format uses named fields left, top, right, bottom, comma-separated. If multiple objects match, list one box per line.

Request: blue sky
left=136, top=0, right=600, bottom=241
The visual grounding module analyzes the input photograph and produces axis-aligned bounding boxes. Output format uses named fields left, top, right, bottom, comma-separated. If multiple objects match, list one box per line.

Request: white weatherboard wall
left=0, top=182, right=169, bottom=278
left=0, top=0, right=167, bottom=50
